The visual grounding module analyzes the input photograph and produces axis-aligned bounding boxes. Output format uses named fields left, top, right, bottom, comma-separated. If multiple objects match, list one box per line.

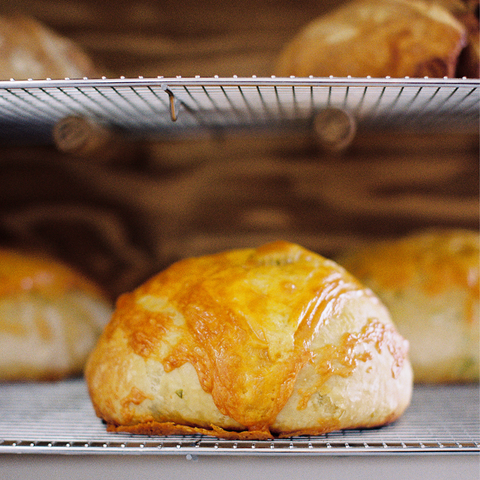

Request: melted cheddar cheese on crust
left=85, top=241, right=412, bottom=439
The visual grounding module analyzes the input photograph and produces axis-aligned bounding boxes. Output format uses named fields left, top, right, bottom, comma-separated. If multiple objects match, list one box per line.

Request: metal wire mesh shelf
left=0, top=76, right=478, bottom=145
left=0, top=380, right=478, bottom=457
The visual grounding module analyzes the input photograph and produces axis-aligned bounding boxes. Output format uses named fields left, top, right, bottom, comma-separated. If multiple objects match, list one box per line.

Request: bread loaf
left=276, top=0, right=468, bottom=78
left=85, top=241, right=412, bottom=439
left=338, top=229, right=479, bottom=383
left=0, top=14, right=99, bottom=80
left=0, top=249, right=112, bottom=381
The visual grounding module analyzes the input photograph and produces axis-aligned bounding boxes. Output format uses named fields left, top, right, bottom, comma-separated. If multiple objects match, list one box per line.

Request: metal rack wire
left=0, top=76, right=479, bottom=460
left=0, top=380, right=478, bottom=457
left=0, top=76, right=478, bottom=144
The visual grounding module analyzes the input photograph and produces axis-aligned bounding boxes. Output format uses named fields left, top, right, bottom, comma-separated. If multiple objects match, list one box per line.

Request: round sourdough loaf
left=0, top=249, right=112, bottom=382
left=338, top=229, right=479, bottom=384
left=275, top=0, right=467, bottom=78
left=85, top=241, right=412, bottom=439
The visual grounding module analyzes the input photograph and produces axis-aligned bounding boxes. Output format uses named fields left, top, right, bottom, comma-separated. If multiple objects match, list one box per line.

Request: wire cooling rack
left=0, top=76, right=478, bottom=144
left=0, top=380, right=478, bottom=457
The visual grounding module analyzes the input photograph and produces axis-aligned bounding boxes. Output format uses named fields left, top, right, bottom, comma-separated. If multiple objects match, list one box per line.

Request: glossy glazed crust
left=0, top=14, right=99, bottom=80
left=338, top=229, right=479, bottom=383
left=276, top=0, right=467, bottom=78
left=85, top=241, right=412, bottom=439
left=0, top=249, right=112, bottom=381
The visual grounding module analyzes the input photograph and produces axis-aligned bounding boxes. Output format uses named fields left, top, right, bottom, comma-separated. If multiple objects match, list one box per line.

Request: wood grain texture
left=1, top=0, right=341, bottom=77
left=0, top=0, right=478, bottom=297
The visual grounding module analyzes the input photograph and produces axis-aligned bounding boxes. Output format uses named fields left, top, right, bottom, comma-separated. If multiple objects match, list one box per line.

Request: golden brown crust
left=86, top=241, right=412, bottom=439
left=0, top=248, right=107, bottom=300
left=109, top=411, right=402, bottom=439
left=276, top=0, right=468, bottom=78
left=107, top=422, right=276, bottom=440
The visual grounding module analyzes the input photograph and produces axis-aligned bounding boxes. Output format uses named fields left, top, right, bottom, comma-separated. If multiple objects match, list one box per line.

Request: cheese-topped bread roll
left=276, top=0, right=467, bottom=78
left=338, top=229, right=479, bottom=384
left=0, top=249, right=112, bottom=382
left=0, top=14, right=99, bottom=80
left=85, top=241, right=412, bottom=439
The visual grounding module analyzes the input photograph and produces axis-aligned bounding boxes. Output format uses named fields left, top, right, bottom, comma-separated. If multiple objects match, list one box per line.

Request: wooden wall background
left=1, top=0, right=341, bottom=78
left=0, top=0, right=478, bottom=299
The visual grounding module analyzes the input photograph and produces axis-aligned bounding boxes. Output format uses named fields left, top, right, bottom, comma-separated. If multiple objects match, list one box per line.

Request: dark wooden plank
left=0, top=0, right=477, bottom=296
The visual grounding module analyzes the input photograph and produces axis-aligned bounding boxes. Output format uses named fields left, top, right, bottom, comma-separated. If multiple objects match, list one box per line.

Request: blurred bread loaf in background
left=0, top=248, right=112, bottom=382
left=0, top=14, right=100, bottom=80
left=338, top=229, right=479, bottom=384
left=276, top=0, right=479, bottom=78
left=437, top=0, right=479, bottom=76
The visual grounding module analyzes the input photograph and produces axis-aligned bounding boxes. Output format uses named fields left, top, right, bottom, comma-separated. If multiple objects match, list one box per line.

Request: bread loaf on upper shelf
left=0, top=14, right=100, bottom=80
left=276, top=0, right=478, bottom=78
